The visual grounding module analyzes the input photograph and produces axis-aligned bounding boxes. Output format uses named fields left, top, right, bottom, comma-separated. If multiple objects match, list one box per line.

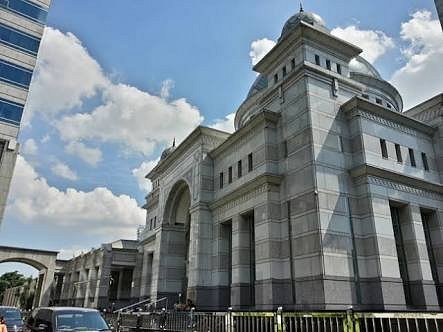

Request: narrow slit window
left=274, top=73, right=278, bottom=84
left=228, top=166, right=233, bottom=183
left=409, top=148, right=416, bottom=167
left=336, top=63, right=342, bottom=74
left=422, top=153, right=429, bottom=171
left=376, top=98, right=383, bottom=105
left=362, top=94, right=369, bottom=99
left=283, top=140, right=288, bottom=158
left=380, top=139, right=388, bottom=159
left=315, top=54, right=320, bottom=66
left=291, top=58, right=295, bottom=70
left=395, top=144, right=402, bottom=163
left=326, top=59, right=331, bottom=70
left=219, top=172, right=224, bottom=189
left=248, top=153, right=253, bottom=172
left=237, top=160, right=242, bottom=178
left=282, top=66, right=287, bottom=77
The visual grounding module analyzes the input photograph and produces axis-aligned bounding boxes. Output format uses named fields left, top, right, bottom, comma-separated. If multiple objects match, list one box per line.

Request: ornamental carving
left=367, top=176, right=441, bottom=200
left=213, top=183, right=270, bottom=218
left=349, top=109, right=417, bottom=136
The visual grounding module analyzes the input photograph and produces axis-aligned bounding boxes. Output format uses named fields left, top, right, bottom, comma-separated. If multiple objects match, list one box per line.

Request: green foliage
left=0, top=271, right=27, bottom=301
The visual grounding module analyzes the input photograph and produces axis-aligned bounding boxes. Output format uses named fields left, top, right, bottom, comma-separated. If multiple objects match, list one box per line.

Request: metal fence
left=104, top=310, right=443, bottom=332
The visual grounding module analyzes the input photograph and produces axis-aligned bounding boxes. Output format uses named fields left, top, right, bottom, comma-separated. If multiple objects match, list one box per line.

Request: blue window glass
left=0, top=0, right=48, bottom=24
left=0, top=24, right=40, bottom=55
left=0, top=98, right=24, bottom=125
left=0, top=59, right=33, bottom=88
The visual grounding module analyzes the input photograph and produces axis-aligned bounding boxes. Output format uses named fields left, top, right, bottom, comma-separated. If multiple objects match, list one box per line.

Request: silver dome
left=349, top=56, right=381, bottom=79
left=247, top=74, right=268, bottom=98
left=280, top=11, right=328, bottom=41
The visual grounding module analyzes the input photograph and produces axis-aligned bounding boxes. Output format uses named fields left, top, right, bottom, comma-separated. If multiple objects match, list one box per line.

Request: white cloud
left=56, top=83, right=203, bottom=155
left=51, top=161, right=78, bottom=181
left=65, top=141, right=103, bottom=167
left=160, top=79, right=175, bottom=99
left=25, top=27, right=107, bottom=122
left=7, top=156, right=145, bottom=238
left=40, top=134, right=50, bottom=144
left=58, top=246, right=89, bottom=260
left=249, top=38, right=276, bottom=67
left=26, top=28, right=203, bottom=155
left=331, top=25, right=394, bottom=63
left=390, top=10, right=443, bottom=109
left=209, top=112, right=235, bottom=133
left=132, top=158, right=160, bottom=193
left=21, top=139, right=38, bottom=155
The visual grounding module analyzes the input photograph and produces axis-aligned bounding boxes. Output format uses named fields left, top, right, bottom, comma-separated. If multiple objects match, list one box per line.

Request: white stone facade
left=129, top=10, right=443, bottom=311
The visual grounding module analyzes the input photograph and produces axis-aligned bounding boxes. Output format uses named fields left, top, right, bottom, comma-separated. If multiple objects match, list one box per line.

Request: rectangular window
left=376, top=98, right=383, bottom=105
left=228, top=166, right=233, bottom=183
left=154, top=216, right=157, bottom=228
left=409, top=148, right=416, bottom=167
left=380, top=139, right=388, bottom=159
left=248, top=153, right=253, bottom=172
left=237, top=160, right=242, bottom=178
left=0, top=23, right=40, bottom=55
left=291, top=58, right=295, bottom=70
left=0, top=59, right=33, bottom=88
left=326, top=59, right=331, bottom=70
left=0, top=98, right=24, bottom=126
left=339, top=136, right=344, bottom=153
left=422, top=152, right=429, bottom=171
left=395, top=144, right=402, bottom=163
left=336, top=63, right=342, bottom=74
left=315, top=54, right=320, bottom=66
left=283, top=140, right=288, bottom=158
left=362, top=93, right=369, bottom=99
left=387, top=103, right=392, bottom=109
left=0, top=0, right=48, bottom=25
left=219, top=172, right=224, bottom=189
left=282, top=66, right=287, bottom=77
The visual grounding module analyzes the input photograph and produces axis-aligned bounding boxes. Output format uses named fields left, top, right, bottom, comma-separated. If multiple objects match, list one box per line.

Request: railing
left=104, top=310, right=443, bottom=332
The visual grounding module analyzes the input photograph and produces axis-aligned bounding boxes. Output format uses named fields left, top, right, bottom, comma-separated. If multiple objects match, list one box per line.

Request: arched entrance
left=163, top=181, right=192, bottom=303
left=0, top=246, right=58, bottom=307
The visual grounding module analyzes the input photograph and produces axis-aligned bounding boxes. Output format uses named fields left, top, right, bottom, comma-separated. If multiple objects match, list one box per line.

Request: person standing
left=0, top=316, right=7, bottom=332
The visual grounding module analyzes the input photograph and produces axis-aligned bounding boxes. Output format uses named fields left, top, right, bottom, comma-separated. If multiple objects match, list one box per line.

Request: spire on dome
left=172, top=137, right=176, bottom=147
left=299, top=1, right=304, bottom=12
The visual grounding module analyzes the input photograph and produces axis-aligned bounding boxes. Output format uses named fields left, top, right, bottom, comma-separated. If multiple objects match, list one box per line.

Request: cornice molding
left=342, top=96, right=435, bottom=136
left=350, top=164, right=442, bottom=197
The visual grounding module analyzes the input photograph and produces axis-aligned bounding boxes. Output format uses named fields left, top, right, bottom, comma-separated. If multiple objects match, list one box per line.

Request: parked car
left=0, top=306, right=24, bottom=332
left=24, top=307, right=111, bottom=332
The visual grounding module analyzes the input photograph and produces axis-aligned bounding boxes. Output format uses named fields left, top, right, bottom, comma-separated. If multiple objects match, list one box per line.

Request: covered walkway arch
left=0, top=246, right=58, bottom=307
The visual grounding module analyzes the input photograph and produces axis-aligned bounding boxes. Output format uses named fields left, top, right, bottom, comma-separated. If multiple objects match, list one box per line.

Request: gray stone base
left=187, top=286, right=230, bottom=310
left=255, top=279, right=293, bottom=310
left=231, top=283, right=254, bottom=310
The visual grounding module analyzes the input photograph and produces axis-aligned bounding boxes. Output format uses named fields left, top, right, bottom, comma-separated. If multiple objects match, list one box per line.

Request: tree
left=0, top=271, right=27, bottom=302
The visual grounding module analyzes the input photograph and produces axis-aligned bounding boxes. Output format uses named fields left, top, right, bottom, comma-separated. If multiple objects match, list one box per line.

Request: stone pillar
left=116, top=270, right=124, bottom=300
left=186, top=203, right=214, bottom=309
left=93, top=267, right=101, bottom=308
left=38, top=268, right=55, bottom=306
left=366, top=196, right=406, bottom=310
left=405, top=204, right=439, bottom=310
left=83, top=269, right=92, bottom=307
left=140, top=251, right=153, bottom=298
left=230, top=214, right=254, bottom=310
left=211, top=222, right=231, bottom=309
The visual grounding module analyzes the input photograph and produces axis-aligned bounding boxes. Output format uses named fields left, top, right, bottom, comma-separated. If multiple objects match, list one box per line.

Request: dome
left=280, top=10, right=328, bottom=41
left=247, top=74, right=268, bottom=98
left=349, top=56, right=381, bottom=79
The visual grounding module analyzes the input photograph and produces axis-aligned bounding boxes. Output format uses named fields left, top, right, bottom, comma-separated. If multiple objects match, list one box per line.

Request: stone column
left=140, top=251, right=153, bottom=298
left=93, top=267, right=101, bottom=308
left=230, top=214, right=253, bottom=310
left=83, top=269, right=92, bottom=307
left=211, top=222, right=231, bottom=309
left=116, top=270, right=124, bottom=300
left=405, top=204, right=439, bottom=310
left=186, top=203, right=214, bottom=309
left=38, top=267, right=55, bottom=306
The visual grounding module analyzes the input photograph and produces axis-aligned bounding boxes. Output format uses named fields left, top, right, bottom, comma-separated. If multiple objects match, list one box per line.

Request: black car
left=24, top=307, right=111, bottom=332
left=0, top=306, right=23, bottom=332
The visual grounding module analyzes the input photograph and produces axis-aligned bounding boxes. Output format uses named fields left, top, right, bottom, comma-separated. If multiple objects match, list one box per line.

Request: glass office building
left=0, top=0, right=52, bottom=224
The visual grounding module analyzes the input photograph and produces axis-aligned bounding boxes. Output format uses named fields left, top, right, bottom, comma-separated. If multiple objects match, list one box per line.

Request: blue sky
left=0, top=0, right=442, bottom=277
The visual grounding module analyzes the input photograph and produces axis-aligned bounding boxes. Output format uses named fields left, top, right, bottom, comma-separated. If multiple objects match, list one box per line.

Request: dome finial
left=172, top=137, right=176, bottom=147
left=299, top=1, right=304, bottom=12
